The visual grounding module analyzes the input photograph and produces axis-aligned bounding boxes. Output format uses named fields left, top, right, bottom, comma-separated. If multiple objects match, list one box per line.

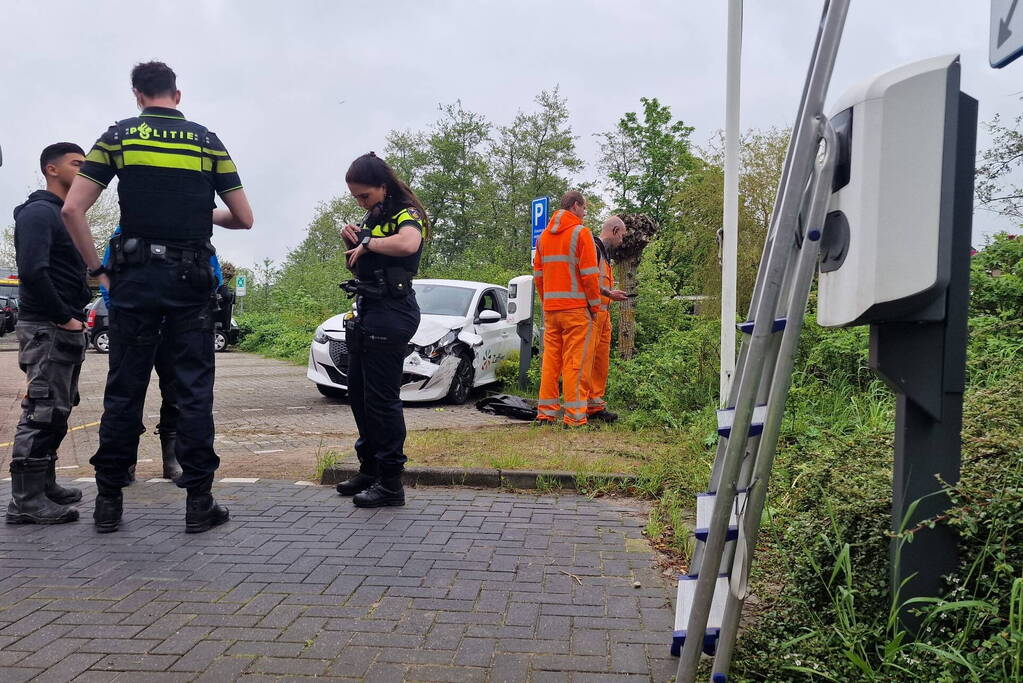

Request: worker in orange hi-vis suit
left=533, top=191, right=602, bottom=427
left=585, top=216, right=629, bottom=423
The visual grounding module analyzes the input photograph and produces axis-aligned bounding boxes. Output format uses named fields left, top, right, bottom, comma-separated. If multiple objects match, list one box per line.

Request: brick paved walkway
left=0, top=480, right=678, bottom=682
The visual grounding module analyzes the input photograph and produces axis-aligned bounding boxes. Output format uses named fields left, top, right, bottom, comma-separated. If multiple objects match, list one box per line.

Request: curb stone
left=320, top=465, right=637, bottom=490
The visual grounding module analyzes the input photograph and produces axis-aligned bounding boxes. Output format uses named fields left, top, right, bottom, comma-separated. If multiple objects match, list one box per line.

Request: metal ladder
left=674, top=1, right=850, bottom=681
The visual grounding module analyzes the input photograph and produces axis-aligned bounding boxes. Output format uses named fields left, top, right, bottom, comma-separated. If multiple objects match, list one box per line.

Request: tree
left=658, top=127, right=789, bottom=314
left=0, top=226, right=15, bottom=271
left=613, top=213, right=660, bottom=359
left=977, top=105, right=1023, bottom=221
left=284, top=196, right=361, bottom=266
left=87, top=186, right=121, bottom=255
left=417, top=101, right=494, bottom=266
left=597, top=97, right=698, bottom=232
left=489, top=88, right=583, bottom=264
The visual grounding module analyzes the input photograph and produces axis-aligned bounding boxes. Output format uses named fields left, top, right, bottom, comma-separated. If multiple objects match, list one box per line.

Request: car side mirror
left=476, top=309, right=502, bottom=324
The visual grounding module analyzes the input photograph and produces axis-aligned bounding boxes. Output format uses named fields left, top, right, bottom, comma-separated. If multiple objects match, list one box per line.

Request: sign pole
left=720, top=0, right=742, bottom=407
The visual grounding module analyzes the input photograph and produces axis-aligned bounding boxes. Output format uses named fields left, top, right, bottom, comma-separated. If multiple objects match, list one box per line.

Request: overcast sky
left=2, top=0, right=1020, bottom=269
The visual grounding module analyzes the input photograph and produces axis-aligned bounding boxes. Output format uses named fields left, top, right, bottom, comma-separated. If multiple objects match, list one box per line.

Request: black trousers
left=348, top=298, right=419, bottom=472
left=154, top=322, right=178, bottom=435
left=90, top=258, right=216, bottom=492
left=10, top=321, right=87, bottom=464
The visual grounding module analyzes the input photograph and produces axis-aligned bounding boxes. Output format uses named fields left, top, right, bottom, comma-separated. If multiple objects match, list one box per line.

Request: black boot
left=352, top=465, right=405, bottom=508
left=6, top=459, right=79, bottom=525
left=44, top=454, right=82, bottom=505
left=185, top=490, right=230, bottom=534
left=93, top=488, right=123, bottom=533
left=159, top=431, right=182, bottom=482
left=336, top=455, right=378, bottom=496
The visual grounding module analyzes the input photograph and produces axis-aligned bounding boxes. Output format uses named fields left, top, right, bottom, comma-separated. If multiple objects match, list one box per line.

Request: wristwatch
left=88, top=265, right=109, bottom=278
left=360, top=234, right=372, bottom=250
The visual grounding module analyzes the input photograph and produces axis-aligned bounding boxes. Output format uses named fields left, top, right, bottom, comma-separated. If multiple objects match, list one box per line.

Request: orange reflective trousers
left=585, top=309, right=612, bottom=415
left=537, top=308, right=594, bottom=426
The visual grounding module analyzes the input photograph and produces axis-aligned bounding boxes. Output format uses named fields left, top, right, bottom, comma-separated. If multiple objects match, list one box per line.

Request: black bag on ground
left=474, top=394, right=537, bottom=421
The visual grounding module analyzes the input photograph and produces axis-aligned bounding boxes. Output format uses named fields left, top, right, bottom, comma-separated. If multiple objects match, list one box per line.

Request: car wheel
left=93, top=331, right=110, bottom=354
left=445, top=352, right=475, bottom=405
left=214, top=331, right=228, bottom=352
left=317, top=384, right=347, bottom=400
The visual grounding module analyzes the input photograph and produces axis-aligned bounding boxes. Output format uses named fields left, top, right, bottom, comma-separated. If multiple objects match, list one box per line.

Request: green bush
left=970, top=232, right=1023, bottom=320
left=237, top=312, right=319, bottom=365
left=606, top=315, right=719, bottom=429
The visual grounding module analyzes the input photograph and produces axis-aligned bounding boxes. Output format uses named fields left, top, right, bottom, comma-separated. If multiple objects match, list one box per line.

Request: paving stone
left=247, top=655, right=329, bottom=675
left=32, top=653, right=105, bottom=683
left=168, top=640, right=232, bottom=672
left=94, top=653, right=178, bottom=671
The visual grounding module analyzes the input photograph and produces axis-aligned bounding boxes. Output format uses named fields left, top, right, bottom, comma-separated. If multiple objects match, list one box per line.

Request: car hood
left=318, top=313, right=466, bottom=345
left=410, top=315, right=466, bottom=346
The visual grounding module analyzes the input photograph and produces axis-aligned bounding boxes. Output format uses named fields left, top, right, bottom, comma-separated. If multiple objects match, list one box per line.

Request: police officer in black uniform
left=62, top=61, right=254, bottom=533
left=335, top=152, right=426, bottom=507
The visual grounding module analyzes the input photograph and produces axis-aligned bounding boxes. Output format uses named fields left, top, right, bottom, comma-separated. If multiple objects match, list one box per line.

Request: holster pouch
left=110, top=235, right=146, bottom=269
left=384, top=267, right=413, bottom=299
left=344, top=317, right=363, bottom=353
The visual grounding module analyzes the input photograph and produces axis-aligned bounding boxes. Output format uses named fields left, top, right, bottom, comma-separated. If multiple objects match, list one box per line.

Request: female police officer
left=335, top=152, right=427, bottom=507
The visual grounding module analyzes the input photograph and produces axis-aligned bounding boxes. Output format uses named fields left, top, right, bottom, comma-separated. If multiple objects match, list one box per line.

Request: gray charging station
left=817, top=55, right=976, bottom=628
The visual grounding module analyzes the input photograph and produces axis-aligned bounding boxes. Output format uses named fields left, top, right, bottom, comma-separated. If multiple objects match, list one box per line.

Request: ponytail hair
left=346, top=152, right=430, bottom=237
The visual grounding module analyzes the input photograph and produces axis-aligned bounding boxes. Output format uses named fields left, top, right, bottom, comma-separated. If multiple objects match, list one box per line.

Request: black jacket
left=13, top=190, right=90, bottom=323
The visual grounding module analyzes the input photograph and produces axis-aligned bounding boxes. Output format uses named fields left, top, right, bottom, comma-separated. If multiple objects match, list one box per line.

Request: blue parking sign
left=531, top=197, right=549, bottom=250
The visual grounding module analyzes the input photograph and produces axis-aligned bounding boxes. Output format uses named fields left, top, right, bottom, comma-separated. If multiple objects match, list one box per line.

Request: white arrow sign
left=991, top=0, right=1023, bottom=68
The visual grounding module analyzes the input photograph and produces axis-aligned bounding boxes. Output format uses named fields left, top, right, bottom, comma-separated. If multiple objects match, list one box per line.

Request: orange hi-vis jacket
left=533, top=209, right=601, bottom=314
left=596, top=238, right=615, bottom=311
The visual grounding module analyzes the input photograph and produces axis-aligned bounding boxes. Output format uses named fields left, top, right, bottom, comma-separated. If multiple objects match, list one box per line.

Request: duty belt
left=110, top=234, right=214, bottom=268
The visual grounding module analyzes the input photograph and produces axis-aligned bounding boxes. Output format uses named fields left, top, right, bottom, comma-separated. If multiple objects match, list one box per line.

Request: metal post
left=676, top=2, right=849, bottom=680
left=517, top=319, right=533, bottom=391
left=720, top=0, right=742, bottom=408
left=870, top=91, right=975, bottom=631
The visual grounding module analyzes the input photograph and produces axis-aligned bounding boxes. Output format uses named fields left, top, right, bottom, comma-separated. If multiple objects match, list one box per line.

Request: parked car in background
left=214, top=319, right=240, bottom=352
left=85, top=295, right=238, bottom=354
left=308, top=279, right=524, bottom=404
left=0, top=295, right=17, bottom=335
left=85, top=297, right=110, bottom=353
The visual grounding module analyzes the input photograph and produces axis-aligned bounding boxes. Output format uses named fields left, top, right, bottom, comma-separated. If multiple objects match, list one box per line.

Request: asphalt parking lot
left=0, top=341, right=508, bottom=481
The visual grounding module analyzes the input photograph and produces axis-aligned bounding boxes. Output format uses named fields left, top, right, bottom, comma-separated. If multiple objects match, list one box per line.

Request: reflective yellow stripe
left=76, top=172, right=108, bottom=188
left=204, top=147, right=229, bottom=156
left=85, top=149, right=110, bottom=165
left=96, top=141, right=121, bottom=152
left=215, top=159, right=238, bottom=174
left=202, top=158, right=214, bottom=171
left=122, top=149, right=201, bottom=171
left=580, top=266, right=599, bottom=276
left=123, top=138, right=202, bottom=154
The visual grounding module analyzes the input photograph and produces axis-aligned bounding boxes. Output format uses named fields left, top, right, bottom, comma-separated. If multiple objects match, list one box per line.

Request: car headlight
left=415, top=330, right=458, bottom=360
left=314, top=326, right=329, bottom=344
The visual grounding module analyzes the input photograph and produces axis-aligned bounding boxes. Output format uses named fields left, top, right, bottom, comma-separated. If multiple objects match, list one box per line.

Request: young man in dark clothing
left=7, top=142, right=91, bottom=525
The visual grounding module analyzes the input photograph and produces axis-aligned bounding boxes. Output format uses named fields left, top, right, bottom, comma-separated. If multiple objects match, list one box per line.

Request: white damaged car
left=308, top=279, right=523, bottom=404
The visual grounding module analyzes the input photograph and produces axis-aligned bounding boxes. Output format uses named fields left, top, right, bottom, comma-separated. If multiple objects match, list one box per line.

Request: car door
left=472, top=288, right=512, bottom=383
left=493, top=289, right=520, bottom=358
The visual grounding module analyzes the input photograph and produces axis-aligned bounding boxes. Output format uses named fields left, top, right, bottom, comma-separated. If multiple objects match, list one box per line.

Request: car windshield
left=414, top=284, right=475, bottom=317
